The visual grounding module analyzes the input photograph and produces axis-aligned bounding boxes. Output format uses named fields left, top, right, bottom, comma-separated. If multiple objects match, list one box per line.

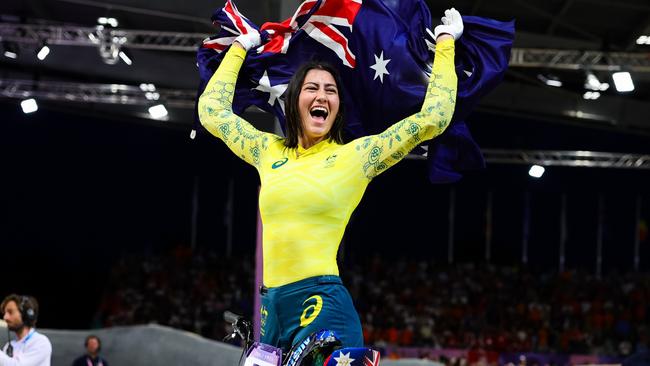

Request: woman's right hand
left=233, top=31, right=261, bottom=51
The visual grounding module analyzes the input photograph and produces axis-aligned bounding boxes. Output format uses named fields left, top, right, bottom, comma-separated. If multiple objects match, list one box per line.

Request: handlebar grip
left=224, top=310, right=243, bottom=324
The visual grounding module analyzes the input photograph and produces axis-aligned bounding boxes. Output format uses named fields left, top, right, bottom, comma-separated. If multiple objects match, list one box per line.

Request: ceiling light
left=21, top=98, right=38, bottom=114
left=118, top=50, right=132, bottom=65
left=145, top=92, right=160, bottom=101
left=537, top=74, right=562, bottom=87
left=545, top=79, right=562, bottom=87
left=98, top=42, right=120, bottom=65
left=37, top=45, right=50, bottom=60
left=584, top=72, right=601, bottom=91
left=612, top=72, right=634, bottom=92
left=584, top=72, right=609, bottom=92
left=98, top=17, right=119, bottom=27
left=139, top=83, right=156, bottom=92
left=148, top=104, right=168, bottom=119
left=3, top=41, right=18, bottom=59
left=528, top=165, right=545, bottom=178
left=636, top=35, right=650, bottom=45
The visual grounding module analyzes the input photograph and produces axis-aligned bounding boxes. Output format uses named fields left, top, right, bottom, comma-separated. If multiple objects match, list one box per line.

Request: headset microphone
left=5, top=328, right=12, bottom=357
left=0, top=320, right=12, bottom=357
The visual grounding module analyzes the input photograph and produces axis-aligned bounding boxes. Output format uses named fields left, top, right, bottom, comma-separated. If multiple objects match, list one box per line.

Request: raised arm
left=355, top=9, right=462, bottom=180
left=198, top=40, right=273, bottom=169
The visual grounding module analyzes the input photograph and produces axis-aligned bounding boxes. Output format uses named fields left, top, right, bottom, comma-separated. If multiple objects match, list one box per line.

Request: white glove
left=234, top=30, right=261, bottom=51
left=433, top=8, right=463, bottom=41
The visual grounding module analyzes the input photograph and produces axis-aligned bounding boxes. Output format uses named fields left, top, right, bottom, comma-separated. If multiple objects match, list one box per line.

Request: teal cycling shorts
left=260, top=275, right=363, bottom=352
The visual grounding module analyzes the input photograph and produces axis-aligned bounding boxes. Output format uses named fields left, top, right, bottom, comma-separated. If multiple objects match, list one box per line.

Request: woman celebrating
left=198, top=8, right=463, bottom=353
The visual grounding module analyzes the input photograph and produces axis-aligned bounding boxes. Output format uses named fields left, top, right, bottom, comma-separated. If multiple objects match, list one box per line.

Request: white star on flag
left=254, top=70, right=288, bottom=112
left=334, top=352, right=355, bottom=366
left=369, top=51, right=391, bottom=83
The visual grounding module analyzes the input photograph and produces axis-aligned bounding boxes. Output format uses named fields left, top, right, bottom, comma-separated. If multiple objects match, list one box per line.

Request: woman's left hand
left=434, top=8, right=464, bottom=41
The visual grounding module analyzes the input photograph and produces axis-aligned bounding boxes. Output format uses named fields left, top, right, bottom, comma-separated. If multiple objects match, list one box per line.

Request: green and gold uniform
left=198, top=39, right=457, bottom=350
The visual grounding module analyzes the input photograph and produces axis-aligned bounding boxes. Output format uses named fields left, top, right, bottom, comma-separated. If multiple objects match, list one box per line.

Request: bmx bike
left=224, top=311, right=381, bottom=366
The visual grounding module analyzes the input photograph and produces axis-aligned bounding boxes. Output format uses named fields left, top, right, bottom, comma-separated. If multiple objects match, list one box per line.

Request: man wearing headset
left=0, top=294, right=52, bottom=366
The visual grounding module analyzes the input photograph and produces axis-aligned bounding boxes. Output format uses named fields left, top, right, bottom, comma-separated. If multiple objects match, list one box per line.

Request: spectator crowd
left=96, top=247, right=649, bottom=357
left=96, top=246, right=254, bottom=341
left=344, top=255, right=648, bottom=357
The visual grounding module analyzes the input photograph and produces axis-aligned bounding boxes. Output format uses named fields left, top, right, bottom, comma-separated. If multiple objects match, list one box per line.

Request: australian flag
left=197, top=0, right=515, bottom=183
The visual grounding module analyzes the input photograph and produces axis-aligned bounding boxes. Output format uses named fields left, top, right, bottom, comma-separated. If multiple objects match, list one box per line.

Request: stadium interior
left=1, top=0, right=650, bottom=366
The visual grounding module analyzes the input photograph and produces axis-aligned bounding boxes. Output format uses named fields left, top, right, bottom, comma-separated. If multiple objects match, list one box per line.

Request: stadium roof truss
left=2, top=23, right=650, bottom=70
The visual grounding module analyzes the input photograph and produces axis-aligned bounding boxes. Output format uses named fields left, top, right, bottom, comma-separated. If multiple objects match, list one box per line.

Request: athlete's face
left=2, top=301, right=24, bottom=332
left=298, top=69, right=340, bottom=147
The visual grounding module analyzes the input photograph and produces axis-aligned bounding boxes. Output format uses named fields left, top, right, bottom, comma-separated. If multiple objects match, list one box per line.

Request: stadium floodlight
left=584, top=72, right=609, bottom=92
left=145, top=92, right=160, bottom=101
left=636, top=35, right=650, bottom=45
left=537, top=74, right=562, bottom=87
left=3, top=42, right=18, bottom=59
left=98, top=42, right=120, bottom=65
left=37, top=45, right=50, bottom=61
left=612, top=71, right=634, bottom=92
left=585, top=72, right=600, bottom=90
left=118, top=50, right=132, bottom=65
left=148, top=104, right=168, bottom=119
left=21, top=98, right=38, bottom=114
left=98, top=17, right=119, bottom=27
left=528, top=165, right=545, bottom=178
left=139, top=83, right=156, bottom=92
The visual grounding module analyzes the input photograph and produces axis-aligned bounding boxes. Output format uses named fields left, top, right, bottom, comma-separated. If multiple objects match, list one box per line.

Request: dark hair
left=1, top=294, right=39, bottom=327
left=85, top=335, right=101, bottom=351
left=0, top=294, right=19, bottom=314
left=283, top=61, right=345, bottom=148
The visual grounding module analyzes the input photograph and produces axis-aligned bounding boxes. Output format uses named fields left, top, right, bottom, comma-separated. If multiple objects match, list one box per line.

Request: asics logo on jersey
left=300, top=295, right=323, bottom=327
left=272, top=157, right=289, bottom=169
left=260, top=305, right=269, bottom=330
left=324, top=154, right=338, bottom=168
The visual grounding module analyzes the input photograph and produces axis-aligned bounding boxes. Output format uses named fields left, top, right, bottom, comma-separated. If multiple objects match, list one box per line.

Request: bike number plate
left=243, top=342, right=283, bottom=366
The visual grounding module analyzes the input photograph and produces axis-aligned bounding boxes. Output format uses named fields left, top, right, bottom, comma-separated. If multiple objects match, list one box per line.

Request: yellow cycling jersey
left=198, top=41, right=457, bottom=287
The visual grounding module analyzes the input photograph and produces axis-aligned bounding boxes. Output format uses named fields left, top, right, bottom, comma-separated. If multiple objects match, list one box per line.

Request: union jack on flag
left=364, top=349, right=380, bottom=366
left=196, top=0, right=515, bottom=183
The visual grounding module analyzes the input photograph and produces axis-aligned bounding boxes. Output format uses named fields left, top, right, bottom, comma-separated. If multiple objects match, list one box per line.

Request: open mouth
left=309, top=106, right=329, bottom=122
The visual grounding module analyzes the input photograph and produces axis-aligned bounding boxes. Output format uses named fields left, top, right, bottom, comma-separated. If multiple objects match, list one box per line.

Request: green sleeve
left=197, top=46, right=273, bottom=169
left=354, top=39, right=458, bottom=180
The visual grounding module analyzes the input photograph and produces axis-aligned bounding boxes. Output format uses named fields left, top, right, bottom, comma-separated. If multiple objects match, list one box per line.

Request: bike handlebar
left=224, top=310, right=243, bottom=325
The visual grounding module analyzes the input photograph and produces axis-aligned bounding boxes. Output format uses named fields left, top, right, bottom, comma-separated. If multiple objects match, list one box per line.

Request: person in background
left=71, top=335, right=109, bottom=366
left=0, top=294, right=52, bottom=366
